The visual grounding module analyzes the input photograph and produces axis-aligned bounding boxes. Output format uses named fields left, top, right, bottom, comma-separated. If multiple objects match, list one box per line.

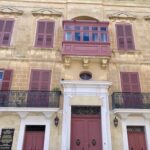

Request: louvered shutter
left=1, top=69, right=13, bottom=90
left=35, top=21, right=46, bottom=47
left=45, top=22, right=54, bottom=47
left=120, top=72, right=131, bottom=92
left=0, top=20, right=4, bottom=44
left=116, top=24, right=125, bottom=50
left=130, top=72, right=141, bottom=92
left=40, top=70, right=51, bottom=91
left=125, top=25, right=135, bottom=50
left=29, top=70, right=40, bottom=90
left=2, top=20, right=14, bottom=46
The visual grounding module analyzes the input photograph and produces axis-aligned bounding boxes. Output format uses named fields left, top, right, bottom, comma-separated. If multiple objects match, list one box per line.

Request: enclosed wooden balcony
left=0, top=90, right=61, bottom=108
left=112, top=92, right=150, bottom=109
left=62, top=20, right=111, bottom=57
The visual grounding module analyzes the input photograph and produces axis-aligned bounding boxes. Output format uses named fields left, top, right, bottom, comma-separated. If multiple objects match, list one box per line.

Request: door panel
left=23, top=131, right=45, bottom=150
left=128, top=128, right=147, bottom=150
left=71, top=116, right=102, bottom=150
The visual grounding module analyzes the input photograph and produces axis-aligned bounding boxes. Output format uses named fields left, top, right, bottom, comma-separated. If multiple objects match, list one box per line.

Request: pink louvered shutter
left=116, top=24, right=125, bottom=50
left=35, top=21, right=46, bottom=47
left=130, top=72, right=141, bottom=92
left=120, top=72, right=131, bottom=92
left=29, top=70, right=40, bottom=90
left=1, top=69, right=13, bottom=90
left=0, top=20, right=5, bottom=44
left=40, top=70, right=51, bottom=91
left=125, top=25, right=135, bottom=50
left=2, top=20, right=14, bottom=46
left=45, top=22, right=54, bottom=47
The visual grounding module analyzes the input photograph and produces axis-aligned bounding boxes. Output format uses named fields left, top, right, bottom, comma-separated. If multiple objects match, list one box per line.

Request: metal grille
left=72, top=106, right=100, bottom=115
left=127, top=126, right=145, bottom=132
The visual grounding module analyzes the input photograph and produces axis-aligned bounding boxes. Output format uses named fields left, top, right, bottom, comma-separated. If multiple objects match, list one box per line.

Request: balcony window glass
left=100, top=27, right=107, bottom=31
left=0, top=71, right=3, bottom=81
left=92, top=33, right=98, bottom=42
left=101, top=33, right=107, bottom=42
left=75, top=32, right=80, bottom=41
left=65, top=25, right=74, bottom=30
left=92, top=27, right=98, bottom=31
left=65, top=32, right=72, bottom=41
left=75, top=26, right=80, bottom=30
left=83, top=33, right=89, bottom=41
left=83, top=26, right=89, bottom=30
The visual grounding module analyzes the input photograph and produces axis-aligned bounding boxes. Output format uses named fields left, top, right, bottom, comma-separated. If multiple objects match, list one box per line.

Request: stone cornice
left=108, top=11, right=137, bottom=20
left=0, top=6, right=23, bottom=15
left=32, top=8, right=62, bottom=17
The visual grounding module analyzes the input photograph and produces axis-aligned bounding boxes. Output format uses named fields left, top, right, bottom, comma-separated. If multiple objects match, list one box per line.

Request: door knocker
left=76, top=139, right=80, bottom=146
left=92, top=139, right=96, bottom=146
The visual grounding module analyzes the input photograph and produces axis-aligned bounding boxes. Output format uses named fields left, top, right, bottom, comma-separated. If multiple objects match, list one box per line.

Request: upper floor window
left=35, top=20, right=55, bottom=48
left=116, top=24, right=135, bottom=51
left=0, top=19, right=14, bottom=46
left=63, top=21, right=109, bottom=43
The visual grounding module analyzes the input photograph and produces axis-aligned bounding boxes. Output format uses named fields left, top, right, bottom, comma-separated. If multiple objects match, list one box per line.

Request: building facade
left=0, top=0, right=150, bottom=150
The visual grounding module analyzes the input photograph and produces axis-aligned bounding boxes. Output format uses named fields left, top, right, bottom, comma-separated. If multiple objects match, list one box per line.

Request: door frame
left=122, top=116, right=150, bottom=150
left=61, top=80, right=112, bottom=150
left=17, top=116, right=50, bottom=150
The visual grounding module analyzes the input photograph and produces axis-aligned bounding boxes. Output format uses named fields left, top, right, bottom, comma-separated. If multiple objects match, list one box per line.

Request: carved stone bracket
left=0, top=6, right=24, bottom=15
left=64, top=57, right=71, bottom=68
left=82, top=58, right=89, bottom=68
left=108, top=11, right=137, bottom=20
left=32, top=8, right=62, bottom=17
left=100, top=58, right=109, bottom=68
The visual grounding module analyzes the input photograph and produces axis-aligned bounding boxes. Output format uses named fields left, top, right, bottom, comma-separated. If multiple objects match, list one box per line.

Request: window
left=0, top=71, right=4, bottom=81
left=35, top=21, right=54, bottom=48
left=0, top=19, right=14, bottom=46
left=80, top=72, right=92, bottom=80
left=116, top=24, right=135, bottom=51
left=64, top=23, right=108, bottom=43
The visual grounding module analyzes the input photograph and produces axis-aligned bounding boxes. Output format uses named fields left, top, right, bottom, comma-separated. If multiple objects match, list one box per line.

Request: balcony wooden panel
left=62, top=41, right=111, bottom=56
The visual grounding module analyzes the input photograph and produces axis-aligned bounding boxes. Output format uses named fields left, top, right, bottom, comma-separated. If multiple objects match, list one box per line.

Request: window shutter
left=130, top=72, right=141, bottom=92
left=45, top=22, right=54, bottom=47
left=0, top=20, right=4, bottom=44
left=2, top=20, right=14, bottom=46
left=1, top=69, right=13, bottom=90
left=120, top=72, right=131, bottom=92
left=40, top=70, right=51, bottom=91
left=116, top=24, right=125, bottom=50
left=125, top=25, right=135, bottom=50
left=35, top=21, right=46, bottom=47
left=29, top=70, right=40, bottom=90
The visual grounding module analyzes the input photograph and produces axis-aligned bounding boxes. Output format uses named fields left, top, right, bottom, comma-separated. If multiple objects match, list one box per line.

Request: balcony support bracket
left=17, top=112, right=29, bottom=119
left=64, top=57, right=71, bottom=68
left=100, top=58, right=109, bottom=68
left=82, top=58, right=89, bottom=68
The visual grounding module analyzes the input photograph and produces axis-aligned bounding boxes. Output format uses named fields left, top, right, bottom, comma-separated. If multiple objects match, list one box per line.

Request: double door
left=71, top=115, right=102, bottom=150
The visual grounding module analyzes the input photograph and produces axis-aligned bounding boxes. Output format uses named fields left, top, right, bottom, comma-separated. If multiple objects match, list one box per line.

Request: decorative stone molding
left=0, top=6, right=23, bottom=15
left=100, top=58, right=109, bottom=68
left=32, top=8, right=62, bottom=17
left=17, top=112, right=29, bottom=119
left=144, top=16, right=150, bottom=21
left=64, top=57, right=71, bottom=68
left=108, top=11, right=136, bottom=20
left=82, top=58, right=89, bottom=68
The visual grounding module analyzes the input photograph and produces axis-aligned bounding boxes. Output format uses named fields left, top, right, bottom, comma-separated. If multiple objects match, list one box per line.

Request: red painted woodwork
left=71, top=115, right=102, bottom=150
left=23, top=131, right=45, bottom=150
left=116, top=24, right=135, bottom=51
left=0, top=19, right=14, bottom=46
left=35, top=20, right=54, bottom=48
left=62, top=20, right=111, bottom=57
left=120, top=72, right=142, bottom=108
left=27, top=70, right=51, bottom=107
left=128, top=128, right=147, bottom=150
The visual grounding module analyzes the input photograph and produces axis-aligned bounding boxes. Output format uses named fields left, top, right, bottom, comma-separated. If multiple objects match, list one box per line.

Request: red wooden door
left=127, top=127, right=147, bottom=150
left=23, top=131, right=45, bottom=150
left=71, top=115, right=102, bottom=150
left=27, top=70, right=51, bottom=107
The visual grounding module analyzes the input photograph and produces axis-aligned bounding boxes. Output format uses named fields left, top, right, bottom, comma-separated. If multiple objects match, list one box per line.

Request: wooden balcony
left=112, top=92, right=150, bottom=109
left=62, top=41, right=111, bottom=56
left=0, top=90, right=61, bottom=108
